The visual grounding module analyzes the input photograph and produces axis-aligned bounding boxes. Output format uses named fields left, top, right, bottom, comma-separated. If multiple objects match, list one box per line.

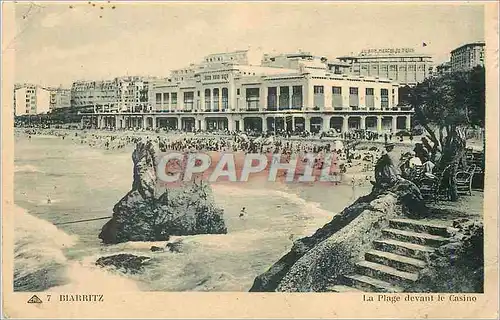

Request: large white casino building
left=84, top=50, right=413, bottom=133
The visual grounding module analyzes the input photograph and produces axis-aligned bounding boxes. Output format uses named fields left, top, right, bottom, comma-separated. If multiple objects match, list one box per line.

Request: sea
left=13, top=133, right=371, bottom=292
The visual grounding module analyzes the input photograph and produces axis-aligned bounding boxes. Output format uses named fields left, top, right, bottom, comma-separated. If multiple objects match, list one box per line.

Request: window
left=408, top=65, right=416, bottom=71
left=246, top=88, right=260, bottom=110
left=267, top=87, right=278, bottom=110
left=366, top=88, right=374, bottom=95
left=221, top=74, right=229, bottom=80
left=349, top=87, right=359, bottom=108
left=237, top=89, right=240, bottom=95
left=213, top=75, right=220, bottom=80
left=156, top=93, right=162, bottom=103
left=314, top=86, right=324, bottom=94
left=221, top=88, right=229, bottom=109
left=204, top=89, right=211, bottom=110
left=332, top=86, right=342, bottom=109
left=381, top=89, right=389, bottom=108
left=292, top=86, right=302, bottom=109
left=204, top=75, right=211, bottom=80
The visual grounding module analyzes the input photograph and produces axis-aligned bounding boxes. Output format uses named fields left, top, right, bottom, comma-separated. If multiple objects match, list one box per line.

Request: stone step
left=389, top=218, right=453, bottom=237
left=345, top=274, right=403, bottom=293
left=373, top=239, right=435, bottom=260
left=325, top=285, right=363, bottom=293
left=365, top=250, right=427, bottom=273
left=356, top=260, right=419, bottom=285
left=382, top=228, right=449, bottom=247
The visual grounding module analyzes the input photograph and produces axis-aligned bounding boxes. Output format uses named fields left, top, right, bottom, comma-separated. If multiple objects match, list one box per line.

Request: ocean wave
left=14, top=206, right=77, bottom=291
left=14, top=205, right=140, bottom=292
left=47, top=258, right=139, bottom=292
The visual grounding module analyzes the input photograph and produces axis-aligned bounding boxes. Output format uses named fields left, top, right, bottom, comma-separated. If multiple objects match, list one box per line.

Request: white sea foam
left=13, top=206, right=76, bottom=291
left=13, top=206, right=139, bottom=292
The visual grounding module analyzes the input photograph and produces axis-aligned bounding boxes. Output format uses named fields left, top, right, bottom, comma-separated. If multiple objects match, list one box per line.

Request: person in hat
left=372, top=142, right=402, bottom=188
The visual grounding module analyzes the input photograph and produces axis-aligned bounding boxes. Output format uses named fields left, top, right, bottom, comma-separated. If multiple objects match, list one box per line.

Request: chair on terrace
left=418, top=164, right=452, bottom=201
left=456, top=164, right=476, bottom=196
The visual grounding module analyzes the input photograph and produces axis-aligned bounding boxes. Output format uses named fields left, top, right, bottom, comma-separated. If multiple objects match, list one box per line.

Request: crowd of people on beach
left=20, top=125, right=449, bottom=196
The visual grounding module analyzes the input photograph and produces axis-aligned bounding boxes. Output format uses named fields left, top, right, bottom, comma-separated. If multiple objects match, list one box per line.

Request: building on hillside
left=336, top=48, right=434, bottom=86
left=85, top=50, right=413, bottom=134
left=435, top=61, right=452, bottom=75
left=14, top=84, right=50, bottom=116
left=450, top=41, right=485, bottom=71
left=48, top=87, right=71, bottom=110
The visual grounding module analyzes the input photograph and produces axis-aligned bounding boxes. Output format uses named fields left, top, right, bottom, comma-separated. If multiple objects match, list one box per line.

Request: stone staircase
left=326, top=218, right=455, bottom=293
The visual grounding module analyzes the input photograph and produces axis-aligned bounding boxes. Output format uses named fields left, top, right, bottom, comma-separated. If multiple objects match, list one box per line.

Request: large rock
left=99, top=140, right=227, bottom=244
left=250, top=181, right=425, bottom=292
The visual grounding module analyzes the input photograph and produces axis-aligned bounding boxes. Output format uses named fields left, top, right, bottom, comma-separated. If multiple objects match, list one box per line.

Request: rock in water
left=98, top=140, right=227, bottom=244
left=95, top=254, right=150, bottom=274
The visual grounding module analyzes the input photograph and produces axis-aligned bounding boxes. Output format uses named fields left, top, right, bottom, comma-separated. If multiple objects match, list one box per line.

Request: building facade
left=49, top=87, right=71, bottom=110
left=86, top=50, right=412, bottom=134
left=450, top=41, right=485, bottom=71
left=14, top=84, right=51, bottom=116
left=435, top=61, right=452, bottom=75
left=337, top=48, right=434, bottom=86
left=71, top=76, right=157, bottom=112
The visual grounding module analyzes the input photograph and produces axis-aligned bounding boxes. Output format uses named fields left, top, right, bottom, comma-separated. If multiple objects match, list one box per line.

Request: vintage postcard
left=2, top=1, right=499, bottom=318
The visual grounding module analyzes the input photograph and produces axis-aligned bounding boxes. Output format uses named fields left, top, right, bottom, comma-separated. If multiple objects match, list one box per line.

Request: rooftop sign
left=360, top=48, right=415, bottom=56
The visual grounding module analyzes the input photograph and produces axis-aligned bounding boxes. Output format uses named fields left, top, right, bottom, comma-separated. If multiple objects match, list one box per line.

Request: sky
left=10, top=1, right=485, bottom=88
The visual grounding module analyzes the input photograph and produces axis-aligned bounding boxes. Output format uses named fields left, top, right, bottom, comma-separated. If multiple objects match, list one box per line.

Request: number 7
left=47, top=295, right=51, bottom=301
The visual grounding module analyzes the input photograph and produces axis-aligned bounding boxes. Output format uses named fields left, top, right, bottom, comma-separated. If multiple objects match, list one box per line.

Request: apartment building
left=49, top=87, right=71, bottom=110
left=450, top=41, right=485, bottom=71
left=337, top=48, right=433, bottom=86
left=14, top=84, right=51, bottom=116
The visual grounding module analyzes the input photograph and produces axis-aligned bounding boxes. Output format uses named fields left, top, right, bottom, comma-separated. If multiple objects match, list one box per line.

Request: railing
left=246, top=101, right=259, bottom=110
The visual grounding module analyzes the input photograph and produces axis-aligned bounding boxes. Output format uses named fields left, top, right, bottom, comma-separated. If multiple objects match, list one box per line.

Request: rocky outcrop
left=250, top=179, right=425, bottom=292
left=98, top=140, right=227, bottom=244
left=95, top=254, right=151, bottom=274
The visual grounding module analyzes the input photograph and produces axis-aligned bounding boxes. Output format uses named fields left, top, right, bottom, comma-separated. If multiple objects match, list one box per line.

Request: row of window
left=153, top=86, right=394, bottom=100
left=358, top=64, right=428, bottom=71
left=204, top=74, right=230, bottom=81
left=316, top=86, right=390, bottom=96
left=205, top=54, right=245, bottom=63
left=358, top=57, right=428, bottom=63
